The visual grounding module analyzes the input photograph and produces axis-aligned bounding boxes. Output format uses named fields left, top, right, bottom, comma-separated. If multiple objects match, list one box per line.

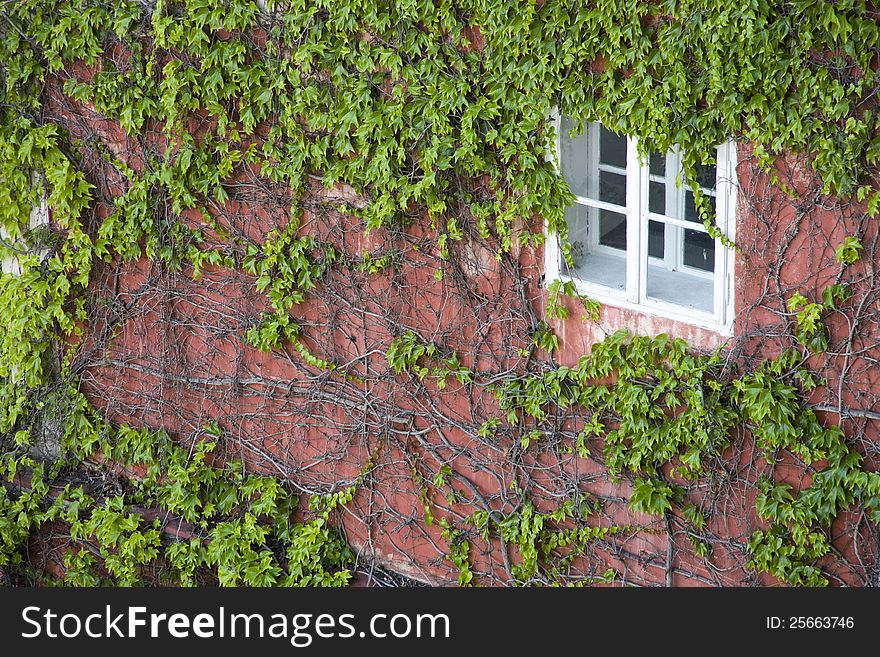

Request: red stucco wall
left=46, top=61, right=880, bottom=586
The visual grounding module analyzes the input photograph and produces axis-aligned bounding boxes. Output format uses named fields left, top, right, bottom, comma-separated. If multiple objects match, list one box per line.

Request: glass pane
left=563, top=204, right=626, bottom=291
left=683, top=229, right=715, bottom=272
left=559, top=118, right=627, bottom=208
left=695, top=162, right=716, bottom=189
left=684, top=191, right=716, bottom=224
left=559, top=115, right=591, bottom=198
left=650, top=152, right=666, bottom=176
left=648, top=220, right=664, bottom=258
left=599, top=170, right=627, bottom=206
left=563, top=202, right=590, bottom=270
left=649, top=181, right=665, bottom=215
left=646, top=263, right=713, bottom=313
left=599, top=209, right=626, bottom=251
left=599, top=127, right=627, bottom=168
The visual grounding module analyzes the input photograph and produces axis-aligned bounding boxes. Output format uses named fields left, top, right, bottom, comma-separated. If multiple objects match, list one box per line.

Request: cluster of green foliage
left=470, top=498, right=624, bottom=586
left=1, top=0, right=880, bottom=586
left=410, top=457, right=623, bottom=586
left=490, top=329, right=880, bottom=587
left=1, top=388, right=354, bottom=585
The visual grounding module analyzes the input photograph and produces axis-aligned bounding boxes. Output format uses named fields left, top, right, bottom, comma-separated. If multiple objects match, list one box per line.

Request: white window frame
left=545, top=110, right=737, bottom=334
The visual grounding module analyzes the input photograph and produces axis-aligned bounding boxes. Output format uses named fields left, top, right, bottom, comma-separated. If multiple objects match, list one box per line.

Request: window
left=547, top=114, right=737, bottom=331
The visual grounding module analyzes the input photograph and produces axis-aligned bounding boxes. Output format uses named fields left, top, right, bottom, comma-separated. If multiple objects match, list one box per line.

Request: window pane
left=559, top=115, right=591, bottom=198
left=559, top=118, right=627, bottom=208
left=650, top=152, right=665, bottom=176
left=599, top=126, right=627, bottom=168
left=649, top=181, right=665, bottom=215
left=695, top=162, right=716, bottom=190
left=648, top=220, right=664, bottom=258
left=599, top=170, right=627, bottom=206
left=563, top=204, right=626, bottom=291
left=563, top=202, right=590, bottom=269
left=646, top=264, right=713, bottom=313
left=599, top=209, right=626, bottom=251
left=684, top=191, right=716, bottom=224
left=683, top=229, right=715, bottom=272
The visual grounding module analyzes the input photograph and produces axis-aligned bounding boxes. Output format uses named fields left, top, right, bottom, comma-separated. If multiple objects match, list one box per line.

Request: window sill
left=551, top=271, right=734, bottom=336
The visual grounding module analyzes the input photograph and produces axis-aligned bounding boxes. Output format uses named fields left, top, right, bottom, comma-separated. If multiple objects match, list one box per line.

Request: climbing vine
left=2, top=0, right=880, bottom=587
